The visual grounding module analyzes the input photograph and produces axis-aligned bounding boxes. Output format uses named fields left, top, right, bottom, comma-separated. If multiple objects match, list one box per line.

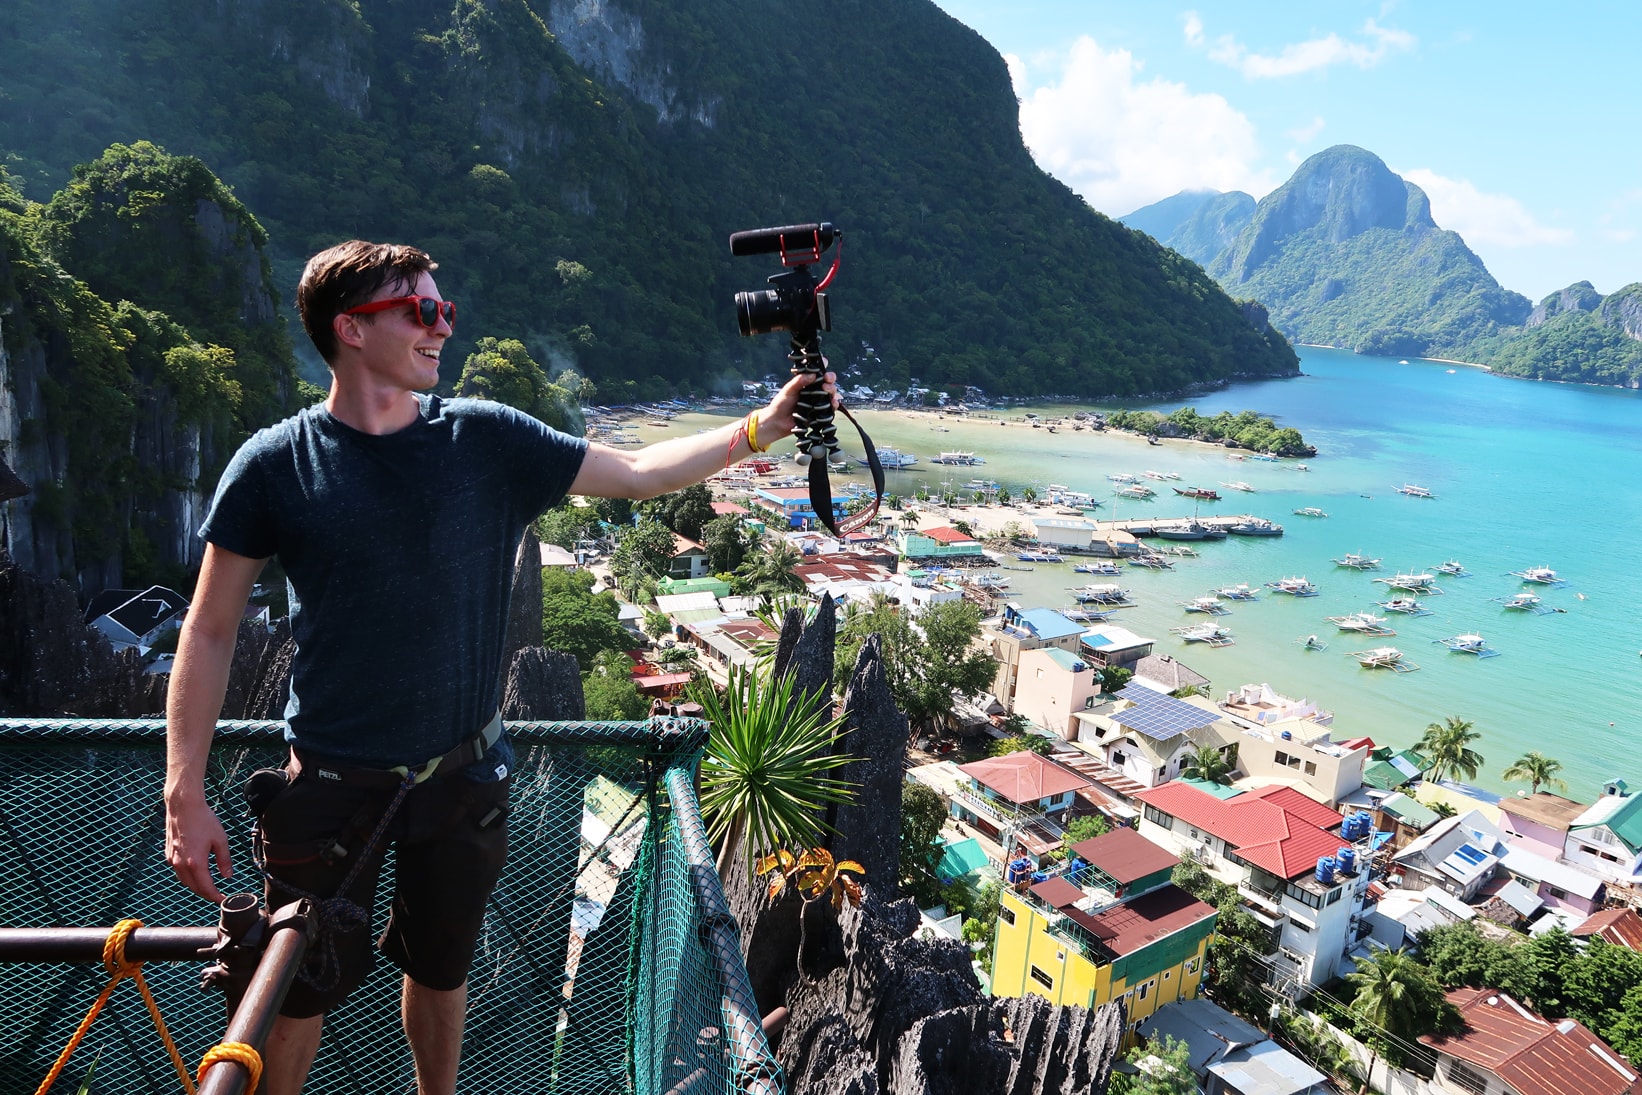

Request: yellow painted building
left=991, top=827, right=1217, bottom=1031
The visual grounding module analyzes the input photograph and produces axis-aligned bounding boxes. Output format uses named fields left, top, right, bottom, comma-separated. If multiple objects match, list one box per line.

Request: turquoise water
left=664, top=347, right=1642, bottom=799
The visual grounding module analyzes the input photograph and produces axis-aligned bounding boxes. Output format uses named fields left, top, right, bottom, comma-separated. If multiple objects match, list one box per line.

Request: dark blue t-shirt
left=200, top=394, right=588, bottom=773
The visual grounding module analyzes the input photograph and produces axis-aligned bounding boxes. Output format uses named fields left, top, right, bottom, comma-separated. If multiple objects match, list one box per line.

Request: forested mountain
left=0, top=0, right=1295, bottom=405
left=1125, top=145, right=1642, bottom=384
left=1123, top=146, right=1531, bottom=360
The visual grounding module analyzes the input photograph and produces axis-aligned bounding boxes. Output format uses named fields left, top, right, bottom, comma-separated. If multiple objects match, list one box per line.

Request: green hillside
left=0, top=0, right=1296, bottom=401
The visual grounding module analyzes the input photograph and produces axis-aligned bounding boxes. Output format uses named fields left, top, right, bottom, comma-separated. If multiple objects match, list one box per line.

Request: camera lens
left=736, top=288, right=790, bottom=337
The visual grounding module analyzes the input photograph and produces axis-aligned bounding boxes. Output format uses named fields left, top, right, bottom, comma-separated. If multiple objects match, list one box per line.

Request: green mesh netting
left=0, top=718, right=781, bottom=1095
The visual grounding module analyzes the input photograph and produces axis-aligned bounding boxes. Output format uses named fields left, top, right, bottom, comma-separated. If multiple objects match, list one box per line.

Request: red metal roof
left=958, top=751, right=1091, bottom=804
left=1082, top=885, right=1216, bottom=957
left=1134, top=781, right=1345, bottom=880
left=1243, top=784, right=1347, bottom=831
left=1071, top=826, right=1180, bottom=884
left=1572, top=908, right=1642, bottom=951
left=710, top=501, right=749, bottom=516
left=1421, top=988, right=1642, bottom=1095
left=1029, top=876, right=1086, bottom=909
left=921, top=525, right=980, bottom=544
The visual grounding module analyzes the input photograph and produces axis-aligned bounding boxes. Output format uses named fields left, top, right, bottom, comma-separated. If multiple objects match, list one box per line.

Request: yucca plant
left=691, top=667, right=854, bottom=875
left=759, top=847, right=867, bottom=912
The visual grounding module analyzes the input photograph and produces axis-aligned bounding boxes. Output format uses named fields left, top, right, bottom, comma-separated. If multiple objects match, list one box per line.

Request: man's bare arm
left=569, top=370, right=836, bottom=500
left=165, top=543, right=268, bottom=902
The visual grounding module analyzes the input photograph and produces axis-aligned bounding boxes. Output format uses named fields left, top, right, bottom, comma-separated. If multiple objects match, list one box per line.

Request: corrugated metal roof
left=1070, top=826, right=1179, bottom=883
left=1572, top=907, right=1642, bottom=951
left=1422, top=988, right=1642, bottom=1095
left=958, top=751, right=1091, bottom=804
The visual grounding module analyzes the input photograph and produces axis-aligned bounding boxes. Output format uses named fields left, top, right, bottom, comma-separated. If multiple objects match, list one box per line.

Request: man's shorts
left=254, top=761, right=511, bottom=1018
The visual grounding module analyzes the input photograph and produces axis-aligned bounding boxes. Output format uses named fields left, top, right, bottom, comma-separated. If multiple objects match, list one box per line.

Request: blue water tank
left=1281, top=730, right=1293, bottom=740
left=1031, top=871, right=1051, bottom=884
left=1344, top=814, right=1364, bottom=841
left=1337, top=847, right=1357, bottom=874
left=1006, top=857, right=1032, bottom=884
left=1067, top=856, right=1085, bottom=884
left=1356, top=810, right=1375, bottom=838
left=1315, top=856, right=1337, bottom=884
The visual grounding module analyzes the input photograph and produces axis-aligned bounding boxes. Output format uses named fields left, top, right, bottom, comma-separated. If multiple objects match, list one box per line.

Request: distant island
left=1123, top=145, right=1642, bottom=388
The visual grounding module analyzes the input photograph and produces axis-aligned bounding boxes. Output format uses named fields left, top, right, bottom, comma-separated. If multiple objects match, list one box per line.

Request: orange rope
left=34, top=918, right=198, bottom=1095
left=198, top=1041, right=263, bottom=1094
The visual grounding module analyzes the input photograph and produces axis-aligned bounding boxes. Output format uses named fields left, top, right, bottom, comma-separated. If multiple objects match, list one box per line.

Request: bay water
left=659, top=347, right=1642, bottom=800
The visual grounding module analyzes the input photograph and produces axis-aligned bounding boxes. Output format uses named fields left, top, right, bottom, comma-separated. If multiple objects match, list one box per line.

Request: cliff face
left=1527, top=281, right=1604, bottom=327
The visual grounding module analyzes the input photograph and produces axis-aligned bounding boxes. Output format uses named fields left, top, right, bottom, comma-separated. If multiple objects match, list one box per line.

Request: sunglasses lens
left=417, top=298, right=440, bottom=327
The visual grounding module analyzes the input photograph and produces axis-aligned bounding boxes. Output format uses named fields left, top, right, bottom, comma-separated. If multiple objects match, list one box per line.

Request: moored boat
left=1292, top=506, right=1329, bottom=518
left=1227, top=518, right=1283, bottom=536
left=1267, top=576, right=1319, bottom=596
left=1348, top=646, right=1419, bottom=672
left=1326, top=611, right=1397, bottom=636
left=1173, top=486, right=1221, bottom=501
left=1332, top=552, right=1382, bottom=570
left=1396, top=484, right=1436, bottom=498
left=1509, top=565, right=1563, bottom=585
left=1435, top=633, right=1500, bottom=657
left=1172, top=622, right=1234, bottom=646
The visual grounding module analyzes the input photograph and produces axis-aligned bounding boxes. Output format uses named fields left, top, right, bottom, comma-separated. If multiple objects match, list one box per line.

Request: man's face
left=348, top=270, right=452, bottom=392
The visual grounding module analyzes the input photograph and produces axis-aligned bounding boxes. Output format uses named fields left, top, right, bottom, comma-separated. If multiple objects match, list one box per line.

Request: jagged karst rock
left=219, top=616, right=294, bottom=720
left=503, top=529, right=544, bottom=687
left=831, top=633, right=908, bottom=892
left=0, top=547, right=165, bottom=717
left=501, top=646, right=585, bottom=721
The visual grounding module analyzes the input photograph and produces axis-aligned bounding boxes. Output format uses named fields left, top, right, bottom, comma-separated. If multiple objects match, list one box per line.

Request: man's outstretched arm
left=569, top=370, right=837, bottom=500
left=165, top=543, right=268, bottom=903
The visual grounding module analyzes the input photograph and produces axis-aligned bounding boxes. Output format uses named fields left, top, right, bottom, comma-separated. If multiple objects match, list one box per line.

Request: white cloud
left=1200, top=18, right=1414, bottom=79
left=1401, top=168, right=1574, bottom=248
left=1182, top=11, right=1204, bottom=48
left=1287, top=115, right=1326, bottom=143
left=1012, top=36, right=1278, bottom=217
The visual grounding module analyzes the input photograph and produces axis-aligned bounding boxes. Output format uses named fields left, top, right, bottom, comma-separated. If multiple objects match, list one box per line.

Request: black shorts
left=255, top=762, right=511, bottom=1018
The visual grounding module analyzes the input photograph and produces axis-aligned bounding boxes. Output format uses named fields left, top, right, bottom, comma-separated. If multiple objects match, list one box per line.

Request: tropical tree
left=454, top=336, right=581, bottom=433
left=582, top=650, right=648, bottom=720
left=1418, top=716, right=1485, bottom=785
left=732, top=540, right=805, bottom=598
left=540, top=567, right=637, bottom=669
left=1179, top=742, right=1238, bottom=784
left=835, top=597, right=996, bottom=741
left=1344, top=947, right=1453, bottom=1086
left=1021, top=486, right=1037, bottom=503
left=1502, top=751, right=1568, bottom=795
left=988, top=733, right=1055, bottom=757
left=690, top=668, right=853, bottom=874
left=639, top=483, right=716, bottom=541
left=701, top=513, right=754, bottom=573
left=1061, top=813, right=1111, bottom=858
left=900, top=782, right=949, bottom=907
left=610, top=517, right=678, bottom=598
left=1109, top=1034, right=1195, bottom=1095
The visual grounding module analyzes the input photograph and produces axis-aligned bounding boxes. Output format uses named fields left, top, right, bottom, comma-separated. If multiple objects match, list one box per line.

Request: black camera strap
left=807, top=401, right=885, bottom=537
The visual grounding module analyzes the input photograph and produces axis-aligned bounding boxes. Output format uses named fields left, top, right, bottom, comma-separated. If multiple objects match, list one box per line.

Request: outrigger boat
left=1332, top=552, right=1382, bottom=570
left=1348, top=646, right=1419, bottom=672
left=1179, top=596, right=1229, bottom=616
left=1154, top=544, right=1200, bottom=557
left=1172, top=622, right=1234, bottom=647
left=1435, top=633, right=1500, bottom=658
left=1017, top=549, right=1064, bottom=563
left=1128, top=553, right=1175, bottom=570
left=1267, top=576, right=1320, bottom=596
left=1377, top=596, right=1433, bottom=617
left=1073, top=560, right=1123, bottom=575
left=1107, top=472, right=1139, bottom=483
left=1213, top=583, right=1259, bottom=601
left=1221, top=481, right=1257, bottom=492
left=1174, top=486, right=1221, bottom=501
left=1061, top=605, right=1117, bottom=624
left=1295, top=634, right=1329, bottom=651
left=1396, top=484, right=1436, bottom=498
left=1114, top=484, right=1156, bottom=500
left=1292, top=506, right=1329, bottom=518
left=1326, top=612, right=1397, bottom=636
left=1374, top=572, right=1442, bottom=593
left=1433, top=560, right=1470, bottom=577
left=1495, top=591, right=1558, bottom=615
left=1509, top=565, right=1564, bottom=585
left=1226, top=518, right=1283, bottom=536
left=1068, top=583, right=1131, bottom=605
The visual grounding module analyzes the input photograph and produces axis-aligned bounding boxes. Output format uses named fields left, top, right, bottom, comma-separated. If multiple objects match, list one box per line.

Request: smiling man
left=163, top=240, right=827, bottom=1094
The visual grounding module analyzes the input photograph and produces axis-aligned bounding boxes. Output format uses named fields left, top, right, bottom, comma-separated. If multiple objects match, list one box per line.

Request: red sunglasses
left=342, top=295, right=456, bottom=329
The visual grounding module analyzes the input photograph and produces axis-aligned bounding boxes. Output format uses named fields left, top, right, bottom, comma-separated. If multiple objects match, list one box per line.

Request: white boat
left=969, top=574, right=1010, bottom=590
left=1155, top=544, right=1200, bottom=557
left=1227, top=518, right=1284, bottom=537
left=1221, top=481, right=1257, bottom=492
left=1295, top=634, right=1329, bottom=651
left=1143, top=470, right=1181, bottom=481
left=1292, top=506, right=1329, bottom=518
left=1017, top=549, right=1063, bottom=563
left=1494, top=591, right=1558, bottom=615
left=1213, top=583, right=1259, bottom=601
left=1249, top=453, right=1278, bottom=462
left=1435, top=633, right=1500, bottom=658
left=1509, top=565, right=1563, bottom=585
left=1374, top=572, right=1441, bottom=593
left=1332, top=552, right=1382, bottom=570
left=1114, top=484, right=1156, bottom=500
left=1068, top=583, right=1130, bottom=604
left=1073, top=561, right=1123, bottom=575
left=1433, top=560, right=1470, bottom=577
left=1061, top=605, right=1116, bottom=623
left=1348, top=646, right=1419, bottom=672
left=1396, top=484, right=1436, bottom=498
left=1107, top=473, right=1139, bottom=484
left=875, top=446, right=919, bottom=469
left=1326, top=612, right=1397, bottom=636
left=1377, top=597, right=1433, bottom=617
left=1267, top=576, right=1319, bottom=597
left=1128, top=554, right=1175, bottom=570
left=1179, top=596, right=1229, bottom=615
left=931, top=450, right=983, bottom=466
left=1172, top=622, right=1234, bottom=646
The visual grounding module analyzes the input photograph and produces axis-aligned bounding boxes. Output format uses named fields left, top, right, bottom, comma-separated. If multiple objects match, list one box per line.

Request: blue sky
left=931, top=1, right=1640, bottom=301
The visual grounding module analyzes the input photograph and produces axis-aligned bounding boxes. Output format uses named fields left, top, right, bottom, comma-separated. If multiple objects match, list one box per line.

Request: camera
left=730, top=223, right=839, bottom=339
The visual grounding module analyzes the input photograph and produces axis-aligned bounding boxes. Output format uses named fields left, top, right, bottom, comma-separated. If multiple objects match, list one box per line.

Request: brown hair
left=297, top=241, right=437, bottom=364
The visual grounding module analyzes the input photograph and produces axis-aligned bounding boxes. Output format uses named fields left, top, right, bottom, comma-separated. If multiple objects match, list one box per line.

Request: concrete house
left=1498, top=791, right=1588, bottom=861
left=980, top=606, right=1088, bottom=709
left=1013, top=647, right=1103, bottom=740
left=84, top=585, right=190, bottom=655
left=1139, top=998, right=1328, bottom=1095
left=1072, top=685, right=1232, bottom=791
left=951, top=751, right=1091, bottom=864
left=1564, top=780, right=1642, bottom=887
left=1420, top=988, right=1642, bottom=1095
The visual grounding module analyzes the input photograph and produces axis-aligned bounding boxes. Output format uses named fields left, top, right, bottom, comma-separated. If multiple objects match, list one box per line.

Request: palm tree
left=1179, top=742, right=1238, bottom=785
left=690, top=667, right=854, bottom=875
left=1021, top=486, right=1037, bottom=504
left=1345, top=947, right=1447, bottom=1093
left=1417, top=715, right=1484, bottom=785
left=732, top=540, right=804, bottom=598
left=1502, top=751, right=1568, bottom=795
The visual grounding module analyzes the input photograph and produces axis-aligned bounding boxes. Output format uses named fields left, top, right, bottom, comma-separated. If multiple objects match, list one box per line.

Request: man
left=164, top=240, right=830, bottom=1094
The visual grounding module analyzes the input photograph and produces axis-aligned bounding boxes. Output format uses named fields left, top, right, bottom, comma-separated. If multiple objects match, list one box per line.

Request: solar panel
left=1111, top=685, right=1221, bottom=740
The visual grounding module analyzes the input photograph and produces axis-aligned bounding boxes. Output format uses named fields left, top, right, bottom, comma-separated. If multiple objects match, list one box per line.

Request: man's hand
left=756, top=369, right=839, bottom=445
left=166, top=793, right=233, bottom=903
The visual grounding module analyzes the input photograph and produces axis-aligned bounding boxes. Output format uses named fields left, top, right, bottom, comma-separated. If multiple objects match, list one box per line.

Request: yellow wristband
left=746, top=412, right=768, bottom=453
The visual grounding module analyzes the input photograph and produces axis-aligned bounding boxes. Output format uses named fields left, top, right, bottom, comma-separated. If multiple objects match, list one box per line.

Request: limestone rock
left=501, top=646, right=585, bottom=721
left=220, top=616, right=294, bottom=720
left=831, top=633, right=909, bottom=895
